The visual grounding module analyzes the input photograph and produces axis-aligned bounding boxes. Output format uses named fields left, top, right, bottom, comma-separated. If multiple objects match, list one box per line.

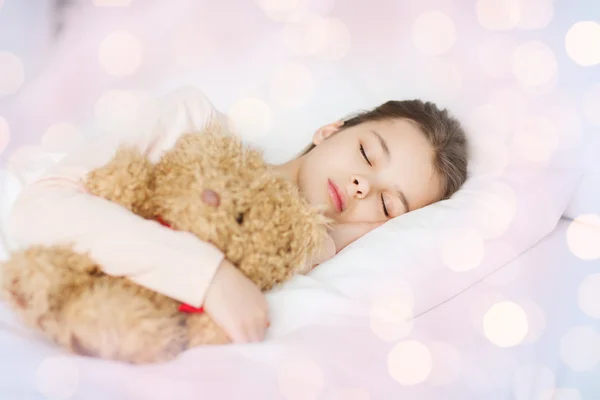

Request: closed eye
left=360, top=144, right=372, bottom=166
left=381, top=194, right=390, bottom=218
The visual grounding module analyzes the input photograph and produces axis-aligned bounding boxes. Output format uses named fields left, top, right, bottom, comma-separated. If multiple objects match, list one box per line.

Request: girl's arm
left=7, top=86, right=227, bottom=308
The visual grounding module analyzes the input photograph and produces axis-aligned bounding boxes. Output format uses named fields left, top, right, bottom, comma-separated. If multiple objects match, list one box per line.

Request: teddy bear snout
left=201, top=189, right=220, bottom=206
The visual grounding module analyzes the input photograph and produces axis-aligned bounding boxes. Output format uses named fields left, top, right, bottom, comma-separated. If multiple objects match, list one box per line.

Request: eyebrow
left=370, top=129, right=411, bottom=213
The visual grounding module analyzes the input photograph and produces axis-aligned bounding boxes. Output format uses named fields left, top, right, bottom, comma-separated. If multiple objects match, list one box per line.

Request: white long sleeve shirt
left=7, top=86, right=228, bottom=308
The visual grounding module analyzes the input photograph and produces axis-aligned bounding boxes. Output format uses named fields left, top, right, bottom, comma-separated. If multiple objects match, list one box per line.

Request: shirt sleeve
left=6, top=86, right=226, bottom=308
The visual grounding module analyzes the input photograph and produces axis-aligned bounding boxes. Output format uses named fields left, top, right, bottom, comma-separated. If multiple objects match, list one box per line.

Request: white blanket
left=1, top=218, right=598, bottom=399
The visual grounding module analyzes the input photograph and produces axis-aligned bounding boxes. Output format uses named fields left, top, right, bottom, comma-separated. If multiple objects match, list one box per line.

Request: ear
left=312, top=120, right=344, bottom=145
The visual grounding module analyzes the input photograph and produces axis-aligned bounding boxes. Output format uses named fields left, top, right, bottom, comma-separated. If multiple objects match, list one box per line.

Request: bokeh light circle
left=412, top=10, right=456, bottom=56
left=483, top=301, right=529, bottom=347
left=517, top=0, right=554, bottom=30
left=98, top=31, right=143, bottom=77
left=513, top=116, right=559, bottom=163
left=440, top=228, right=485, bottom=271
left=388, top=340, right=432, bottom=386
left=578, top=273, right=600, bottom=319
left=269, top=63, right=315, bottom=108
left=566, top=214, right=600, bottom=260
left=512, top=41, right=557, bottom=87
left=227, top=97, right=273, bottom=140
left=369, top=293, right=413, bottom=342
left=559, top=326, right=600, bottom=371
left=565, top=21, right=600, bottom=67
left=0, top=51, right=25, bottom=96
left=476, top=0, right=520, bottom=31
left=42, top=123, right=84, bottom=154
left=94, top=90, right=151, bottom=134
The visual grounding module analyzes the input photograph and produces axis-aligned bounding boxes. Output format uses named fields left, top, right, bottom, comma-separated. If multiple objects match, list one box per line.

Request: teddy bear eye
left=236, top=213, right=244, bottom=225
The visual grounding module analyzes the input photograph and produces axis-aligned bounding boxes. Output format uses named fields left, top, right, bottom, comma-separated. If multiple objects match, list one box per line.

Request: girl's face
left=297, top=118, right=443, bottom=227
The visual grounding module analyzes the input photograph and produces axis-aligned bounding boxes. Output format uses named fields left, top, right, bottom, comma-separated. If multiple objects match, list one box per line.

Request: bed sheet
left=0, top=216, right=598, bottom=399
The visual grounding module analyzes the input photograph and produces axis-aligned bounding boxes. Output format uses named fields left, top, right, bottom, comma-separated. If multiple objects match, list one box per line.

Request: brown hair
left=298, top=100, right=469, bottom=201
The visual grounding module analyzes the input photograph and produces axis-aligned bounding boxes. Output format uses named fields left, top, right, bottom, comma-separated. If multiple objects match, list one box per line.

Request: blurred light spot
left=35, top=355, right=79, bottom=400
left=7, top=145, right=46, bottom=174
left=278, top=356, right=324, bottom=400
left=470, top=291, right=506, bottom=334
left=0, top=116, right=9, bottom=155
left=370, top=293, right=413, bottom=342
left=173, top=24, right=215, bottom=69
left=467, top=104, right=511, bottom=140
left=478, top=35, right=518, bottom=79
left=94, top=90, right=151, bottom=134
left=327, top=387, right=370, bottom=400
left=548, top=105, right=583, bottom=150
left=560, top=326, right=600, bottom=371
left=318, top=18, right=351, bottom=61
left=488, top=86, right=530, bottom=130
left=565, top=21, right=600, bottom=67
left=483, top=301, right=529, bottom=347
left=0, top=0, right=4, bottom=10
left=426, top=341, right=462, bottom=386
left=511, top=364, right=555, bottom=400
left=227, top=97, right=272, bottom=140
left=93, top=0, right=132, bottom=6
left=484, top=258, right=520, bottom=286
left=269, top=63, right=314, bottom=108
left=512, top=41, right=557, bottom=87
left=520, top=300, right=547, bottom=344
left=388, top=340, right=432, bottom=386
left=0, top=51, right=25, bottom=96
left=543, top=388, right=583, bottom=400
left=285, top=15, right=331, bottom=56
left=513, top=116, right=559, bottom=163
left=258, top=0, right=301, bottom=22
left=411, top=10, right=456, bottom=56
left=98, top=31, right=143, bottom=77
left=257, top=0, right=336, bottom=23
left=578, top=273, right=600, bottom=319
left=42, top=123, right=84, bottom=154
left=566, top=214, right=600, bottom=260
left=417, top=58, right=462, bottom=103
left=517, top=0, right=554, bottom=30
left=473, top=182, right=517, bottom=238
left=476, top=0, right=520, bottom=31
left=441, top=228, right=485, bottom=271
left=582, top=83, right=600, bottom=126
left=469, top=135, right=509, bottom=177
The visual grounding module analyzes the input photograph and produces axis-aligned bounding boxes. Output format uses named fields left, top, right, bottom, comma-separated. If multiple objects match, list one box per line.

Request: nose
left=202, top=189, right=220, bottom=206
left=349, top=175, right=370, bottom=199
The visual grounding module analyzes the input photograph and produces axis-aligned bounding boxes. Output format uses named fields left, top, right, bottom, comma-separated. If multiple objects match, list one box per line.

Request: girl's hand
left=203, top=259, right=269, bottom=344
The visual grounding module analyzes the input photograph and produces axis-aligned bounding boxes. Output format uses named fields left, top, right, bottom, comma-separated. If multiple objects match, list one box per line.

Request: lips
left=328, top=179, right=345, bottom=212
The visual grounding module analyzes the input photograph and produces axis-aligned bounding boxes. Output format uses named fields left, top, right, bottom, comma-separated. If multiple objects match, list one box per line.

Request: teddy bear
left=1, top=123, right=331, bottom=364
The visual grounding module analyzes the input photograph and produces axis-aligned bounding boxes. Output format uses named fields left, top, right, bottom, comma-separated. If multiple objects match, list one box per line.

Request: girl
left=6, top=86, right=468, bottom=345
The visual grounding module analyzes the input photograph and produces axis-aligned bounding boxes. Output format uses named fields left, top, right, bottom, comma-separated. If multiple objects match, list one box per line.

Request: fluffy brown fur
left=1, top=124, right=330, bottom=364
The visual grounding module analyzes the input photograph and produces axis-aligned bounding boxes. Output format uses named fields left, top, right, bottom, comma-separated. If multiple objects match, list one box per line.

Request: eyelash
left=360, top=144, right=389, bottom=217
left=359, top=144, right=372, bottom=166
left=381, top=195, right=389, bottom=217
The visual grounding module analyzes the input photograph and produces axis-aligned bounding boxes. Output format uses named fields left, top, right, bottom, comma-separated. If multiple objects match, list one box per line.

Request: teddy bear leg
left=185, top=314, right=231, bottom=348
left=84, top=146, right=154, bottom=218
left=55, top=278, right=190, bottom=364
left=0, top=245, right=97, bottom=338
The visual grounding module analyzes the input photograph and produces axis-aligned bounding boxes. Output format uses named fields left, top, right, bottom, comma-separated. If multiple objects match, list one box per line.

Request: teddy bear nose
left=202, top=189, right=220, bottom=206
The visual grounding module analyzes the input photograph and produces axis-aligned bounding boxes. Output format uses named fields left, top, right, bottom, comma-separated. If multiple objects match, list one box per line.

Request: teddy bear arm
left=84, top=146, right=154, bottom=218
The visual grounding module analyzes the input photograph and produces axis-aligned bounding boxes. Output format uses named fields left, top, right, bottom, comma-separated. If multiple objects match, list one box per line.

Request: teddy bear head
left=149, top=128, right=330, bottom=290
